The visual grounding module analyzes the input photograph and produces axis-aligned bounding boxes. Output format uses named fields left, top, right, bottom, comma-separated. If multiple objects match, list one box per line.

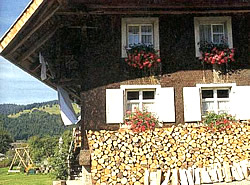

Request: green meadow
left=0, top=168, right=53, bottom=185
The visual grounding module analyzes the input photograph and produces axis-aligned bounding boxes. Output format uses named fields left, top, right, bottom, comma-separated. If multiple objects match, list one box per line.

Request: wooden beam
left=88, top=9, right=250, bottom=15
left=18, top=27, right=58, bottom=62
left=85, top=4, right=250, bottom=9
left=7, top=1, right=60, bottom=56
left=56, top=79, right=81, bottom=86
left=56, top=9, right=250, bottom=15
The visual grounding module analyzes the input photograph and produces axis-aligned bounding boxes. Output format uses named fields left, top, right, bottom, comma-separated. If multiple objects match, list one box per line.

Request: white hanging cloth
left=57, top=86, right=79, bottom=126
left=39, top=52, right=47, bottom=81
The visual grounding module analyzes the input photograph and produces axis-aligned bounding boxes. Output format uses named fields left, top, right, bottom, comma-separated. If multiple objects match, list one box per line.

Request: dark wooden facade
left=0, top=0, right=250, bottom=150
left=78, top=13, right=250, bottom=131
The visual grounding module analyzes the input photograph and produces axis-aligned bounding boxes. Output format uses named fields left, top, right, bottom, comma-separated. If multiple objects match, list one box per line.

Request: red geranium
left=125, top=44, right=161, bottom=69
left=199, top=41, right=235, bottom=65
left=124, top=108, right=159, bottom=132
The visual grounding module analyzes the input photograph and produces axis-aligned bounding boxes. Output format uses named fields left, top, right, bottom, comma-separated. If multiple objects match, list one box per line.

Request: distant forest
left=0, top=100, right=58, bottom=115
left=0, top=100, right=74, bottom=141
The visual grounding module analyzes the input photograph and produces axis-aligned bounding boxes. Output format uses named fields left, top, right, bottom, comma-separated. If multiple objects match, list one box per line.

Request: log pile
left=87, top=122, right=249, bottom=185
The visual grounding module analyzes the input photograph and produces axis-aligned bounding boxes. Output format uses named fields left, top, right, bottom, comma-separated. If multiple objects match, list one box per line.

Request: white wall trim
left=120, top=84, right=161, bottom=90
left=194, top=16, right=233, bottom=57
left=196, top=83, right=236, bottom=88
left=121, top=17, right=159, bottom=58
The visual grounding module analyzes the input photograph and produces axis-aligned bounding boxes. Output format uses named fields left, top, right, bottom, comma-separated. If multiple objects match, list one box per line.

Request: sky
left=0, top=0, right=57, bottom=105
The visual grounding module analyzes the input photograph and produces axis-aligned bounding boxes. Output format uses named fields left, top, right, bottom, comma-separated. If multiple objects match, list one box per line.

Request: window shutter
left=231, top=86, right=250, bottom=120
left=156, top=87, right=175, bottom=122
left=183, top=87, right=201, bottom=122
left=106, top=89, right=124, bottom=124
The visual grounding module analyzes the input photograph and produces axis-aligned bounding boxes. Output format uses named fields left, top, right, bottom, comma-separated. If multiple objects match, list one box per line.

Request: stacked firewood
left=87, top=122, right=249, bottom=185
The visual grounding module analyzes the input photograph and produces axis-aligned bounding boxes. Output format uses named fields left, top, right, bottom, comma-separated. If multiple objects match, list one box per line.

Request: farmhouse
left=0, top=0, right=249, bottom=184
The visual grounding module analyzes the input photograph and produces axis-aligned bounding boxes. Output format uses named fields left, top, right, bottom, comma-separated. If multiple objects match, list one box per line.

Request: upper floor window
left=194, top=17, right=233, bottom=57
left=121, top=18, right=159, bottom=57
left=127, top=24, right=153, bottom=46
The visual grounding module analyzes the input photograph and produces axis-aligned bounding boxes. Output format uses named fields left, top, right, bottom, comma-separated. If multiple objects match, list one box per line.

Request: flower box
left=199, top=41, right=235, bottom=65
left=125, top=44, right=161, bottom=70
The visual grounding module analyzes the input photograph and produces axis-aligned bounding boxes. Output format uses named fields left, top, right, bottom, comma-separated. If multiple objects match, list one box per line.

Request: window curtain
left=199, top=25, right=212, bottom=43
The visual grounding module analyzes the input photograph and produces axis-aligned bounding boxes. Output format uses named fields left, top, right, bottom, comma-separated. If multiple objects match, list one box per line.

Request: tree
left=50, top=130, right=72, bottom=180
left=0, top=128, right=13, bottom=154
left=28, top=135, right=59, bottom=163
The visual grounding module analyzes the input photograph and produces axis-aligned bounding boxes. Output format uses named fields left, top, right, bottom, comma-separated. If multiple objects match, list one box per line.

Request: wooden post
left=215, top=163, right=224, bottom=182
left=144, top=170, right=149, bottom=185
left=186, top=168, right=194, bottom=185
left=161, top=169, right=171, bottom=185
left=223, top=161, right=232, bottom=183
left=240, top=160, right=249, bottom=179
left=200, top=168, right=212, bottom=184
left=179, top=169, right=188, bottom=185
left=171, top=169, right=178, bottom=185
left=194, top=168, right=201, bottom=185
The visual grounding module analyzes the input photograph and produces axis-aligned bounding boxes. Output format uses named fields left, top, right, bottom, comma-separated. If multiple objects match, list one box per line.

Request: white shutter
left=183, top=87, right=201, bottom=122
left=156, top=87, right=175, bottom=122
left=231, top=86, right=250, bottom=120
left=106, top=89, right=124, bottom=124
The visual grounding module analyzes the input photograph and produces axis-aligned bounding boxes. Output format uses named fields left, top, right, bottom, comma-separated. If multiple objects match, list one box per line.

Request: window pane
left=217, top=90, right=229, bottom=98
left=127, top=103, right=139, bottom=112
left=141, top=25, right=152, bottom=33
left=143, top=103, right=155, bottom=112
left=200, top=25, right=212, bottom=42
left=213, top=34, right=224, bottom=44
left=141, top=25, right=153, bottom=45
left=202, top=90, right=213, bottom=99
left=212, top=25, right=223, bottom=33
left=142, top=35, right=152, bottom=45
left=218, top=101, right=230, bottom=111
left=202, top=101, right=214, bottom=114
left=129, top=26, right=139, bottom=34
left=127, top=91, right=139, bottom=100
left=128, top=26, right=139, bottom=46
left=143, top=91, right=155, bottom=100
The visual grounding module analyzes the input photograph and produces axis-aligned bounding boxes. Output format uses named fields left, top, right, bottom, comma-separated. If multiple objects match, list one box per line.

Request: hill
left=0, top=101, right=80, bottom=140
left=0, top=100, right=58, bottom=115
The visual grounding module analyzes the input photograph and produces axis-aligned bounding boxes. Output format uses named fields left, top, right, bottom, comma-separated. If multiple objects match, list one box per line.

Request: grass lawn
left=0, top=168, right=53, bottom=185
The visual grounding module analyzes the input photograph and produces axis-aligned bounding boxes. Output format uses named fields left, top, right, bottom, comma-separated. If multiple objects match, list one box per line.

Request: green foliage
left=202, top=112, right=236, bottom=132
left=0, top=128, right=13, bottom=154
left=0, top=157, right=12, bottom=168
left=0, top=149, right=15, bottom=168
left=50, top=130, right=72, bottom=180
left=28, top=135, right=59, bottom=163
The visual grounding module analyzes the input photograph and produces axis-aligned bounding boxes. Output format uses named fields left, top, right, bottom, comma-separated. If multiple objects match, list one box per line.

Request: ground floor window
left=126, top=89, right=155, bottom=113
left=201, top=88, right=230, bottom=114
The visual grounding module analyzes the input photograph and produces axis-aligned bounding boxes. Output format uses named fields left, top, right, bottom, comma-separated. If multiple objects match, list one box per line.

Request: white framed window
left=106, top=85, right=175, bottom=123
left=126, top=89, right=156, bottom=113
left=194, top=16, right=233, bottom=57
left=127, top=24, right=153, bottom=46
left=121, top=18, right=159, bottom=57
left=201, top=88, right=230, bottom=115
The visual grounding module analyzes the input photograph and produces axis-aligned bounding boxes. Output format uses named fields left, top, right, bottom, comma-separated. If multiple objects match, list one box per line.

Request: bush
left=0, top=157, right=12, bottom=168
left=202, top=112, right=237, bottom=132
left=124, top=109, right=160, bottom=132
